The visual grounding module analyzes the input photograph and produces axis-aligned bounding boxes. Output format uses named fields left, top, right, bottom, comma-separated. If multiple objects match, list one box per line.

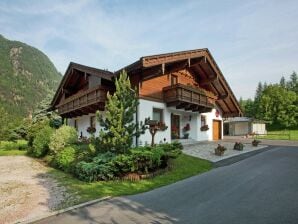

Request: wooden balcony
left=56, top=85, right=113, bottom=117
left=163, top=84, right=215, bottom=112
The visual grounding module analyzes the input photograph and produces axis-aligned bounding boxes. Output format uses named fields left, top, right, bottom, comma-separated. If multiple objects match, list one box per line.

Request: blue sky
left=0, top=0, right=297, bottom=99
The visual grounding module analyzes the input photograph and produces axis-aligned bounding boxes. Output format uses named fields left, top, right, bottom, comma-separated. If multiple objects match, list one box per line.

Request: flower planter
left=233, top=142, right=244, bottom=151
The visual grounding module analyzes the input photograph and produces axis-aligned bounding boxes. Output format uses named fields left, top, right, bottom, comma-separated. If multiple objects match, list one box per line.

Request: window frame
left=201, top=115, right=206, bottom=127
left=152, top=108, right=164, bottom=122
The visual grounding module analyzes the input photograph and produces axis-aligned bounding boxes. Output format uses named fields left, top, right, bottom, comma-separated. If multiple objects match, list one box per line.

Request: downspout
left=135, top=80, right=140, bottom=147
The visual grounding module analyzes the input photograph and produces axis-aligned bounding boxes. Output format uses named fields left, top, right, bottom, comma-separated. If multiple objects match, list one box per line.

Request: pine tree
left=255, top=82, right=263, bottom=101
left=288, top=71, right=298, bottom=94
left=98, top=70, right=146, bottom=154
left=280, top=76, right=286, bottom=88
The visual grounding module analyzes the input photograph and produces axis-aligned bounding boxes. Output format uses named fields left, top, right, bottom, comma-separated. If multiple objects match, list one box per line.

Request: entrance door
left=171, top=114, right=180, bottom=139
left=213, top=120, right=222, bottom=140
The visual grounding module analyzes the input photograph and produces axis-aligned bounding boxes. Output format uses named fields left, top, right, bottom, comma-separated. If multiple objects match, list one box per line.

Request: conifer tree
left=97, top=70, right=146, bottom=154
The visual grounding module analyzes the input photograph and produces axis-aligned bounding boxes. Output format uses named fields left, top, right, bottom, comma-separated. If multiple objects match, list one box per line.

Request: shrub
left=53, top=146, right=76, bottom=172
left=31, top=126, right=54, bottom=157
left=0, top=140, right=28, bottom=151
left=158, top=142, right=182, bottom=159
left=49, top=125, right=78, bottom=154
left=112, top=154, right=134, bottom=174
left=27, top=119, right=50, bottom=147
left=75, top=152, right=117, bottom=182
left=129, top=147, right=165, bottom=173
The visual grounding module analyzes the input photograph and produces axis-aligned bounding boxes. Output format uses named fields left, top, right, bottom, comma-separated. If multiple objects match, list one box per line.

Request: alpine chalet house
left=51, top=49, right=242, bottom=145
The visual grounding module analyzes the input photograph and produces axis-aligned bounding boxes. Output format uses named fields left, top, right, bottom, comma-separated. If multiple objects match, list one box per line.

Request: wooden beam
left=200, top=76, right=218, bottom=86
left=176, top=102, right=188, bottom=109
left=218, top=93, right=229, bottom=100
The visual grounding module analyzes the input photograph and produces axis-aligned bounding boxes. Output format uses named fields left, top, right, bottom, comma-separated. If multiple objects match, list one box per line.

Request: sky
left=0, top=0, right=297, bottom=99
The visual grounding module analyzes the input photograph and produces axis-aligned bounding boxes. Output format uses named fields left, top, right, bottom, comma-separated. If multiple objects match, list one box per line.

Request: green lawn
left=49, top=154, right=212, bottom=204
left=0, top=149, right=27, bottom=156
left=256, top=130, right=298, bottom=141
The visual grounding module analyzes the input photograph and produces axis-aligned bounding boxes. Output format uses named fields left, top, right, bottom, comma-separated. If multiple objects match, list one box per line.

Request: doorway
left=171, top=114, right=180, bottom=139
left=213, top=120, right=222, bottom=140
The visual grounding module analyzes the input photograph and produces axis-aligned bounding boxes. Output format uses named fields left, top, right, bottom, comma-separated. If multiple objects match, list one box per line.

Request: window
left=90, top=116, right=96, bottom=128
left=74, top=119, right=78, bottom=130
left=171, top=75, right=178, bottom=86
left=153, top=108, right=163, bottom=122
left=201, top=115, right=206, bottom=127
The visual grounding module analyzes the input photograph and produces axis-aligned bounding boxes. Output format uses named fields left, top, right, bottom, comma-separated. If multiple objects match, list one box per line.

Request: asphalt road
left=34, top=146, right=298, bottom=224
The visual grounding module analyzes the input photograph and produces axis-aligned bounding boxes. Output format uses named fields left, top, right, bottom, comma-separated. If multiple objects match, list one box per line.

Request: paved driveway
left=35, top=146, right=298, bottom=224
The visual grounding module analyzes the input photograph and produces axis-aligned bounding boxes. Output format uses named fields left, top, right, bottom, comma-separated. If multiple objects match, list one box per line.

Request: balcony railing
left=163, top=84, right=214, bottom=111
left=57, top=85, right=113, bottom=115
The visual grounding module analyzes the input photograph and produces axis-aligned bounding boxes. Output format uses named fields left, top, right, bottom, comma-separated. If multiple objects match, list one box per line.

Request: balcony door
left=171, top=114, right=180, bottom=139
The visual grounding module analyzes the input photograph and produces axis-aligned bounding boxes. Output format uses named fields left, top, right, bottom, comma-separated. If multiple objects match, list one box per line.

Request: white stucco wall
left=137, top=99, right=171, bottom=145
left=67, top=99, right=223, bottom=143
left=137, top=99, right=223, bottom=144
left=199, top=108, right=223, bottom=141
left=67, top=111, right=105, bottom=138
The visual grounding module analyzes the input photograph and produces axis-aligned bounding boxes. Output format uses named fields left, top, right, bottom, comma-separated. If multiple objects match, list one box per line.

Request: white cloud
left=0, top=0, right=297, bottom=99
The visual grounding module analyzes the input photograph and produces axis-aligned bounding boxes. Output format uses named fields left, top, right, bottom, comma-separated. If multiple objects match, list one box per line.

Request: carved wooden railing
left=163, top=84, right=215, bottom=109
left=57, top=85, right=113, bottom=115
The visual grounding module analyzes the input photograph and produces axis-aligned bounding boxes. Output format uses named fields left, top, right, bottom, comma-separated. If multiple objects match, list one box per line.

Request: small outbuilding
left=223, top=117, right=267, bottom=136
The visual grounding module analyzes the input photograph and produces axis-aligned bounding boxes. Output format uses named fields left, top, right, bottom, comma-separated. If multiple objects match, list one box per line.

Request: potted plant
left=233, top=142, right=244, bottom=151
left=183, top=123, right=190, bottom=139
left=252, top=139, right=261, bottom=147
left=214, top=144, right=227, bottom=156
left=86, top=126, right=96, bottom=134
left=200, top=124, right=209, bottom=131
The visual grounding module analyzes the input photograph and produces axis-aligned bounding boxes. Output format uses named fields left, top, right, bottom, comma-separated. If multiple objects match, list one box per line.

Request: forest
left=239, top=72, right=298, bottom=130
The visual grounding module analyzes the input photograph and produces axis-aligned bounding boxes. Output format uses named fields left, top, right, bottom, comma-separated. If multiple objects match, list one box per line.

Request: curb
left=18, top=196, right=111, bottom=224
left=213, top=146, right=274, bottom=167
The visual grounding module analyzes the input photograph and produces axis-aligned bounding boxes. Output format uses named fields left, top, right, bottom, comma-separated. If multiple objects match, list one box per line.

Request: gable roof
left=116, top=48, right=242, bottom=117
left=51, top=62, right=114, bottom=108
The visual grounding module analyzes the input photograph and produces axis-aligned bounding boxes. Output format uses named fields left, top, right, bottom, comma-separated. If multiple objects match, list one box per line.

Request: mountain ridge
left=0, top=34, right=62, bottom=118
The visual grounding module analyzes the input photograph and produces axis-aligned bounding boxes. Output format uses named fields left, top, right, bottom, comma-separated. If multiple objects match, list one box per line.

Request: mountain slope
left=0, top=34, right=61, bottom=117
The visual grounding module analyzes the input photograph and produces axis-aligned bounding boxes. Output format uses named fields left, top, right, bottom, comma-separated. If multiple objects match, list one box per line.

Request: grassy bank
left=256, top=130, right=298, bottom=141
left=49, top=154, right=212, bottom=204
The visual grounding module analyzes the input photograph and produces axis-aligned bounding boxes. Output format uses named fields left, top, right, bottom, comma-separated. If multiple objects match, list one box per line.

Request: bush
left=0, top=140, right=28, bottom=151
left=27, top=119, right=50, bottom=147
left=49, top=125, right=78, bottom=154
left=53, top=146, right=76, bottom=172
left=75, top=152, right=117, bottom=182
left=157, top=142, right=182, bottom=159
left=129, top=146, right=165, bottom=173
left=30, top=126, right=54, bottom=157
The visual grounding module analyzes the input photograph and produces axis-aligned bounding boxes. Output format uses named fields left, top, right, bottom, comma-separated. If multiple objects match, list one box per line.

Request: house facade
left=51, top=49, right=242, bottom=145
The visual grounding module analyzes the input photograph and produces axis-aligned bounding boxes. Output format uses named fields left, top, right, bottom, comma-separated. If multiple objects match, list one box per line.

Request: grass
left=48, top=154, right=212, bottom=204
left=256, top=130, right=298, bottom=141
left=0, top=149, right=27, bottom=156
left=0, top=140, right=28, bottom=150
left=0, top=140, right=28, bottom=156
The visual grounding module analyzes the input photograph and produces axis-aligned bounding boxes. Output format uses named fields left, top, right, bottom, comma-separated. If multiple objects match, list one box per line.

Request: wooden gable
left=116, top=49, right=242, bottom=117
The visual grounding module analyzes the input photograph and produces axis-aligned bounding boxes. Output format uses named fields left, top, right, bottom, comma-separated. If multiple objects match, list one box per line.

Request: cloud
left=0, top=0, right=297, bottom=98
